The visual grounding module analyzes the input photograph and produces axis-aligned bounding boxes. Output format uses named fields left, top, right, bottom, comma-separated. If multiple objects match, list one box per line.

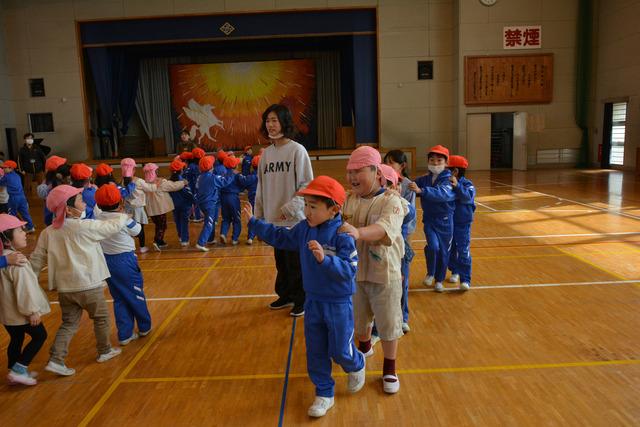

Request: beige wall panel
left=542, top=102, right=575, bottom=129
left=543, top=21, right=577, bottom=49
left=42, top=73, right=82, bottom=99
left=73, top=1, right=125, bottom=20
left=326, top=0, right=376, bottom=6
left=537, top=127, right=581, bottom=149
left=430, top=106, right=453, bottom=133
left=11, top=99, right=29, bottom=126
left=380, top=57, right=421, bottom=83
left=553, top=74, right=575, bottom=103
left=3, top=17, right=29, bottom=51
left=381, top=107, right=430, bottom=134
left=459, top=0, right=489, bottom=24
left=429, top=29, right=452, bottom=55
left=429, top=2, right=452, bottom=30
left=379, top=30, right=429, bottom=58
left=29, top=97, right=83, bottom=124
left=380, top=81, right=430, bottom=108
left=460, top=23, right=501, bottom=52
left=379, top=3, right=428, bottom=32
left=224, top=0, right=276, bottom=12
left=42, top=121, right=88, bottom=160
left=124, top=0, right=173, bottom=17
left=28, top=47, right=78, bottom=74
left=7, top=76, right=28, bottom=100
left=598, top=2, right=640, bottom=44
left=171, top=0, right=225, bottom=14
left=434, top=55, right=452, bottom=81
left=0, top=100, right=16, bottom=124
left=27, top=21, right=76, bottom=49
left=488, top=0, right=542, bottom=23
left=541, top=0, right=578, bottom=21
left=274, top=0, right=328, bottom=9
left=4, top=46, right=30, bottom=76
left=27, top=1, right=74, bottom=22
left=430, top=81, right=454, bottom=107
left=552, top=48, right=576, bottom=76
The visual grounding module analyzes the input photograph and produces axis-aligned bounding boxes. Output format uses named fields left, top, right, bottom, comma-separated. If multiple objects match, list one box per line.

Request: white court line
left=47, top=279, right=640, bottom=305
left=411, top=231, right=640, bottom=243
left=476, top=201, right=497, bottom=211
left=479, top=209, right=596, bottom=213
left=490, top=179, right=640, bottom=221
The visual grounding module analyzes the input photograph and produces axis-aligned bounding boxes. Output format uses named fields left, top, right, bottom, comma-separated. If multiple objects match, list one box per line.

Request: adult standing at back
left=176, top=130, right=197, bottom=153
left=254, top=104, right=313, bottom=317
left=18, top=133, right=46, bottom=195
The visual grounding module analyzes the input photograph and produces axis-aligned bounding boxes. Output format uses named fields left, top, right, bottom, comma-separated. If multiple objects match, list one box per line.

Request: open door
left=466, top=113, right=491, bottom=170
left=513, top=112, right=527, bottom=170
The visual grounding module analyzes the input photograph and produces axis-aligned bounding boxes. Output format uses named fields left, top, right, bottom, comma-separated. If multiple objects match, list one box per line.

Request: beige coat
left=0, top=250, right=50, bottom=325
left=141, top=178, right=185, bottom=217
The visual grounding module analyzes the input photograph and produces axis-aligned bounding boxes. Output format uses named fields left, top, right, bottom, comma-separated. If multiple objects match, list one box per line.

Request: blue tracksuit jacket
left=241, top=154, right=253, bottom=175
left=0, top=171, right=34, bottom=229
left=449, top=176, right=476, bottom=284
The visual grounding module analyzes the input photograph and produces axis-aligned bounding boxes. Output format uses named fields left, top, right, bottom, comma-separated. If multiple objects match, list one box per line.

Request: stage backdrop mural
left=169, top=59, right=316, bottom=151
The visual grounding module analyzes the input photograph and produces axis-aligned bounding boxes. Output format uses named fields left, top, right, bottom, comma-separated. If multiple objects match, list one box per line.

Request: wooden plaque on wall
left=464, top=53, right=553, bottom=105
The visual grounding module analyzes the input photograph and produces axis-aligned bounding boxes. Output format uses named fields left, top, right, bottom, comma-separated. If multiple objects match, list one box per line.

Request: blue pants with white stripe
left=220, top=193, right=241, bottom=242
left=423, top=216, right=453, bottom=283
left=173, top=206, right=190, bottom=243
left=304, top=299, right=364, bottom=398
left=448, top=222, right=472, bottom=285
left=198, top=203, right=216, bottom=246
left=104, top=252, right=152, bottom=341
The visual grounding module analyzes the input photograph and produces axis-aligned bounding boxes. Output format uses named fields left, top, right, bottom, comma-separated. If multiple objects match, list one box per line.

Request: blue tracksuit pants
left=173, top=207, right=190, bottom=243
left=400, top=242, right=415, bottom=323
left=304, top=299, right=364, bottom=398
left=247, top=195, right=256, bottom=240
left=423, top=216, right=453, bottom=283
left=104, top=252, right=152, bottom=341
left=220, top=193, right=241, bottom=242
left=9, top=195, right=34, bottom=229
left=448, top=223, right=472, bottom=285
left=198, top=203, right=217, bottom=246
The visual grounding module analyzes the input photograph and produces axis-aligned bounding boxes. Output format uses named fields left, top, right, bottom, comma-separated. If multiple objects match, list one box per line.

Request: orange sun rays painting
left=170, top=59, right=316, bottom=151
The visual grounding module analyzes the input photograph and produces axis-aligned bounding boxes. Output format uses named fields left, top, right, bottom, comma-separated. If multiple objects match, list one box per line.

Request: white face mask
left=26, top=139, right=34, bottom=145
left=428, top=165, right=445, bottom=175
left=268, top=133, right=284, bottom=140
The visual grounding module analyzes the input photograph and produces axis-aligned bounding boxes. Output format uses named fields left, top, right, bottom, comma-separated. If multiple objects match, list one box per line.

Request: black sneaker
left=290, top=305, right=305, bottom=317
left=269, top=297, right=294, bottom=310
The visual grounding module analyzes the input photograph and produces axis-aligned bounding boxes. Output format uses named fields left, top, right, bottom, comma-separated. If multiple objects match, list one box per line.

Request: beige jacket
left=342, top=190, right=407, bottom=285
left=30, top=215, right=129, bottom=292
left=124, top=177, right=148, bottom=208
left=141, top=178, right=185, bottom=217
left=0, top=250, right=51, bottom=325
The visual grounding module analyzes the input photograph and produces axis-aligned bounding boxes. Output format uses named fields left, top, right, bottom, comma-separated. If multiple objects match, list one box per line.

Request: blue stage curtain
left=352, top=35, right=378, bottom=144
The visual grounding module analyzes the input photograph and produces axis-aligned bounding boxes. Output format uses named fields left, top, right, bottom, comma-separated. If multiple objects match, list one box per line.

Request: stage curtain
left=315, top=51, right=341, bottom=149
left=135, top=58, right=176, bottom=153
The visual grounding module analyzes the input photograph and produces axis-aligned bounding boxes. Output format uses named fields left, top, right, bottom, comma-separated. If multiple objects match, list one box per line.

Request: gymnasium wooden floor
left=1, top=164, right=639, bottom=426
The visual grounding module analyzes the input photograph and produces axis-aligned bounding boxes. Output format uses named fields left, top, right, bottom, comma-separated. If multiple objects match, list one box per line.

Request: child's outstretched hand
left=408, top=182, right=422, bottom=194
left=29, top=313, right=41, bottom=326
left=308, top=240, right=324, bottom=263
left=339, top=222, right=360, bottom=240
left=241, top=201, right=254, bottom=222
left=6, top=252, right=27, bottom=267
left=449, top=175, right=458, bottom=188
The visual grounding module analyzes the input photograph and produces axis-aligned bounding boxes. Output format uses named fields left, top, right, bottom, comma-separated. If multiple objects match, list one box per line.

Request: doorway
left=491, top=113, right=514, bottom=169
left=601, top=102, right=627, bottom=168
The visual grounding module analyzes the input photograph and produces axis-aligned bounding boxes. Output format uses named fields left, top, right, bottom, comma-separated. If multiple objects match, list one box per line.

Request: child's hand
left=6, top=252, right=27, bottom=267
left=339, top=222, right=360, bottom=240
left=449, top=175, right=458, bottom=187
left=29, top=313, right=41, bottom=326
left=241, top=201, right=254, bottom=222
left=408, top=182, right=422, bottom=194
left=308, top=240, right=324, bottom=263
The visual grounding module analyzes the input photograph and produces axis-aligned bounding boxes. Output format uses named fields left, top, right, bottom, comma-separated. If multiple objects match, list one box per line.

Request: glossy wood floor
left=1, top=165, right=639, bottom=426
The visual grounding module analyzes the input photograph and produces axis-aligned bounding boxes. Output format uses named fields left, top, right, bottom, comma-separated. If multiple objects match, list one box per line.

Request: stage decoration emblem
left=220, top=22, right=235, bottom=35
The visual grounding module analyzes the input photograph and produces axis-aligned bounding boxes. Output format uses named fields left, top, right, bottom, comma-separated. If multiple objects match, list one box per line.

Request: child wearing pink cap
left=340, top=146, right=407, bottom=394
left=30, top=185, right=130, bottom=376
left=0, top=214, right=50, bottom=386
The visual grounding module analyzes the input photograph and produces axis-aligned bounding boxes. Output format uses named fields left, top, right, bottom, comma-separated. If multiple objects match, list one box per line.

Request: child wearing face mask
left=18, top=133, right=46, bottom=195
left=30, top=185, right=130, bottom=376
left=408, top=145, right=456, bottom=293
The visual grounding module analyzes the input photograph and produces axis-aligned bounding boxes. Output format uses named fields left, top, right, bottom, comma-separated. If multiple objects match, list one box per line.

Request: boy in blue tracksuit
left=194, top=156, right=232, bottom=251
left=242, top=155, right=260, bottom=244
left=219, top=156, right=245, bottom=245
left=169, top=159, right=195, bottom=246
left=70, top=163, right=97, bottom=219
left=0, top=161, right=35, bottom=232
left=241, top=146, right=253, bottom=175
left=447, top=155, right=476, bottom=291
left=181, top=151, right=202, bottom=223
left=243, top=175, right=365, bottom=418
left=95, top=184, right=152, bottom=345
left=409, top=145, right=456, bottom=293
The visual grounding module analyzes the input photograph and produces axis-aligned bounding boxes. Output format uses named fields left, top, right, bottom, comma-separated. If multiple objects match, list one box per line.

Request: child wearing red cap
left=37, top=156, right=70, bottom=226
left=243, top=176, right=364, bottom=418
left=168, top=159, right=195, bottom=246
left=94, top=184, right=152, bottom=344
left=241, top=145, right=253, bottom=175
left=447, top=155, right=475, bottom=291
left=30, top=185, right=130, bottom=376
left=341, top=146, right=407, bottom=395
left=0, top=214, right=50, bottom=386
left=242, top=155, right=260, bottom=244
left=408, top=145, right=456, bottom=293
left=194, top=156, right=233, bottom=251
left=70, top=163, right=98, bottom=220
left=0, top=161, right=35, bottom=233
left=219, top=156, right=244, bottom=245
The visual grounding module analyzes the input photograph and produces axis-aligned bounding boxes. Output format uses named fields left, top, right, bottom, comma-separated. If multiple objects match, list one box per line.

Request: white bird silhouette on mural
left=182, top=99, right=224, bottom=143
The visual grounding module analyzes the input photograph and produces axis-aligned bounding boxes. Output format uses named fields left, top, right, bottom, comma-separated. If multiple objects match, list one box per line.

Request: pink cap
left=46, top=185, right=84, bottom=229
left=346, top=146, right=381, bottom=170
left=143, top=163, right=159, bottom=183
left=0, top=213, right=26, bottom=233
left=379, top=164, right=399, bottom=186
left=121, top=158, right=137, bottom=178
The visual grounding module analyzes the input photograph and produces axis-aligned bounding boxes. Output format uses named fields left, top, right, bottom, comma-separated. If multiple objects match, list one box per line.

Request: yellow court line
left=78, top=259, right=221, bottom=427
left=554, top=246, right=630, bottom=281
left=118, top=359, right=640, bottom=384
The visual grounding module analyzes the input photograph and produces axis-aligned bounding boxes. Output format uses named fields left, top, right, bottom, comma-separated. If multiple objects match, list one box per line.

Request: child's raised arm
left=242, top=201, right=300, bottom=252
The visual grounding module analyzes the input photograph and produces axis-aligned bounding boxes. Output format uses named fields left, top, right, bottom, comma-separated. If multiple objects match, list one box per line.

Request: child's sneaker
left=460, top=282, right=470, bottom=291
left=371, top=334, right=381, bottom=347
left=402, top=322, right=411, bottom=333
left=290, top=305, right=304, bottom=317
left=139, top=328, right=152, bottom=337
left=152, top=242, right=161, bottom=252
left=448, top=274, right=459, bottom=283
left=139, top=246, right=149, bottom=254
left=219, top=235, right=227, bottom=244
left=382, top=374, right=400, bottom=394
left=180, top=241, right=189, bottom=247
left=307, top=396, right=334, bottom=418
left=96, top=347, right=122, bottom=363
left=45, top=361, right=75, bottom=376
left=434, top=282, right=444, bottom=292
left=158, top=241, right=169, bottom=249
left=423, top=275, right=435, bottom=286
left=347, top=357, right=366, bottom=393
left=232, top=240, right=238, bottom=245
left=7, top=364, right=37, bottom=386
left=195, top=244, right=209, bottom=252
left=269, top=297, right=294, bottom=310
left=246, top=239, right=253, bottom=245
left=206, top=239, right=217, bottom=245
left=119, top=332, right=139, bottom=346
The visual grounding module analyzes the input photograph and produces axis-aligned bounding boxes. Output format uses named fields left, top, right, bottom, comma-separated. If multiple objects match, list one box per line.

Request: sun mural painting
left=170, top=59, right=316, bottom=151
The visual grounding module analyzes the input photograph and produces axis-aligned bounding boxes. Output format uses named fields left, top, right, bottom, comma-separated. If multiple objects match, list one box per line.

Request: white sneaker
left=180, top=241, right=189, bottom=247
left=152, top=242, right=161, bottom=252
left=460, top=282, right=470, bottom=291
left=119, top=332, right=139, bottom=346
left=45, top=361, right=76, bottom=376
left=363, top=347, right=374, bottom=358
left=139, top=246, right=149, bottom=254
left=232, top=240, right=238, bottom=245
left=307, top=396, right=334, bottom=417
left=449, top=274, right=459, bottom=283
left=423, top=275, right=435, bottom=286
left=195, top=244, right=210, bottom=252
left=347, top=357, right=366, bottom=393
left=7, top=371, right=37, bottom=386
left=246, top=239, right=253, bottom=245
left=139, top=328, right=152, bottom=337
left=96, top=347, right=122, bottom=363
left=370, top=335, right=381, bottom=347
left=219, top=235, right=227, bottom=244
left=435, top=282, right=444, bottom=293
left=402, top=322, right=411, bottom=333
left=383, top=374, right=400, bottom=394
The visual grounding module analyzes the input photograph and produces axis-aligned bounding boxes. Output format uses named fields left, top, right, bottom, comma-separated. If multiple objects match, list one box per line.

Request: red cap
left=199, top=156, right=215, bottom=172
left=428, top=145, right=449, bottom=160
left=95, top=163, right=114, bottom=177
left=2, top=160, right=17, bottom=169
left=70, top=163, right=93, bottom=181
left=223, top=156, right=241, bottom=169
left=448, top=155, right=469, bottom=169
left=217, top=150, right=228, bottom=161
left=192, top=148, right=206, bottom=159
left=251, top=155, right=261, bottom=168
left=179, top=151, right=194, bottom=160
left=297, top=176, right=346, bottom=207
left=170, top=159, right=187, bottom=172
left=95, top=183, right=122, bottom=206
left=45, top=155, right=67, bottom=172
left=244, top=145, right=252, bottom=152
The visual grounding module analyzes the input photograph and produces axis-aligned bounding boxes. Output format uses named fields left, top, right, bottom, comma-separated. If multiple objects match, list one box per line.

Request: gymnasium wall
left=0, top=5, right=14, bottom=156
left=593, top=0, right=640, bottom=170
